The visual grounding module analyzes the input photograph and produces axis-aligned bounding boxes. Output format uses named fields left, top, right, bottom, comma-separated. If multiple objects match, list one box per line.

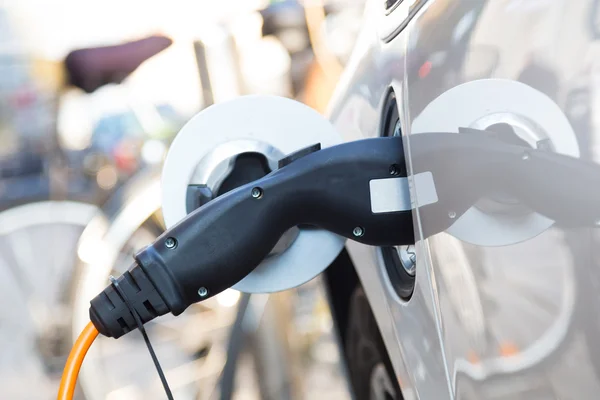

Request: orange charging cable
left=58, top=322, right=99, bottom=400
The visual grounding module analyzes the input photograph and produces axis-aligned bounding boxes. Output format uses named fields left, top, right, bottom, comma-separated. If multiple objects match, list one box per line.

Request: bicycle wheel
left=71, top=175, right=263, bottom=400
left=0, top=201, right=98, bottom=400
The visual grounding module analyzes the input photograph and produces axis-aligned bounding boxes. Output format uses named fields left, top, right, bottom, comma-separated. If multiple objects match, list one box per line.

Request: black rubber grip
left=90, top=262, right=169, bottom=338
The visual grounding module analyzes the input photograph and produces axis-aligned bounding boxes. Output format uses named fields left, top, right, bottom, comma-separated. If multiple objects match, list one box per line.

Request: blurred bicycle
left=0, top=33, right=184, bottom=400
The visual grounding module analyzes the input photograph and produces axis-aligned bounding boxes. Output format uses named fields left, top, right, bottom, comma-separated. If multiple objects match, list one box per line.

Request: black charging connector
left=90, top=136, right=413, bottom=338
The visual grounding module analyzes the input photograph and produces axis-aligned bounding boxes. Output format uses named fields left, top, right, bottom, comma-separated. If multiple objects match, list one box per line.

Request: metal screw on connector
left=389, top=164, right=400, bottom=176
left=353, top=226, right=365, bottom=237
left=398, top=245, right=417, bottom=276
left=198, top=287, right=208, bottom=297
left=448, top=211, right=457, bottom=219
left=165, top=237, right=177, bottom=249
left=251, top=187, right=263, bottom=199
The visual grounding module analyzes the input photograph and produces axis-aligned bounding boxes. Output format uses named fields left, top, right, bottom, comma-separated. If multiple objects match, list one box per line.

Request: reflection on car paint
left=330, top=0, right=600, bottom=398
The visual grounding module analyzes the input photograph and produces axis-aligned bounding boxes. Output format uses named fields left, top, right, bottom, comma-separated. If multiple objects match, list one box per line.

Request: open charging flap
left=161, top=95, right=345, bottom=293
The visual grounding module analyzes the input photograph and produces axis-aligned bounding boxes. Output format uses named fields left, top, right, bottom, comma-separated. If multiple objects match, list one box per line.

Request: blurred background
left=0, top=0, right=367, bottom=398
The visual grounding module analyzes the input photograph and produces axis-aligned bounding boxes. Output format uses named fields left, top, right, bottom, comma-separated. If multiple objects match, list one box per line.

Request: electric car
left=323, top=0, right=600, bottom=399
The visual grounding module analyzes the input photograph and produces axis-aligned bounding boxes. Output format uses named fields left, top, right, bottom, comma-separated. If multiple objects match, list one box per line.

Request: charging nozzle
left=90, top=136, right=414, bottom=338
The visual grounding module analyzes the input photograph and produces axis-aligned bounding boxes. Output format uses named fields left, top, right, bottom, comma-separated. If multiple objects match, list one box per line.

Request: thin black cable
left=218, top=292, right=251, bottom=400
left=109, top=275, right=175, bottom=400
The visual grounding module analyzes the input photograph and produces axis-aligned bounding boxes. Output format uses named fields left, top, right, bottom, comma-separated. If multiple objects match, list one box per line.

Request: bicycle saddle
left=65, top=35, right=172, bottom=93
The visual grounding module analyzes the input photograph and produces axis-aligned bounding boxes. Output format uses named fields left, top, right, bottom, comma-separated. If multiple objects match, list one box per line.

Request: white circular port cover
left=162, top=95, right=345, bottom=293
left=411, top=79, right=579, bottom=246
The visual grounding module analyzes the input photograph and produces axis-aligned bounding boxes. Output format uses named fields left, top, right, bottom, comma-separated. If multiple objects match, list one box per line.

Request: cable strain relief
left=89, top=262, right=170, bottom=338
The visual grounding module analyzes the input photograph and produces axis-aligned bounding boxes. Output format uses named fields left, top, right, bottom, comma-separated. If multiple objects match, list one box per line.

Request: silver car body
left=329, top=0, right=600, bottom=398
